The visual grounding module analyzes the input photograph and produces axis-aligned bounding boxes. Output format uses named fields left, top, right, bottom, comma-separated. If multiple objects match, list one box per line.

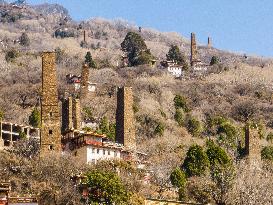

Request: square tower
left=62, top=97, right=81, bottom=132
left=116, top=87, right=136, bottom=150
left=80, top=63, right=89, bottom=99
left=40, top=52, right=61, bottom=154
left=245, top=125, right=261, bottom=165
left=191, top=32, right=197, bottom=66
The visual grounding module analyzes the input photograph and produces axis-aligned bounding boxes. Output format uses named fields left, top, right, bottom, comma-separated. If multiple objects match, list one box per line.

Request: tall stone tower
left=116, top=87, right=136, bottom=150
left=62, top=97, right=81, bottom=132
left=208, top=37, right=212, bottom=48
left=83, top=30, right=86, bottom=43
left=80, top=63, right=89, bottom=98
left=190, top=32, right=197, bottom=66
left=245, top=124, right=261, bottom=165
left=40, top=52, right=61, bottom=154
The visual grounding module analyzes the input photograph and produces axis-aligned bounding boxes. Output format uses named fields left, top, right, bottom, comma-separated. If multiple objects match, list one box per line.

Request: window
left=114, top=151, right=117, bottom=157
left=108, top=150, right=110, bottom=155
left=97, top=149, right=100, bottom=154
left=49, top=130, right=53, bottom=135
left=49, top=145, right=53, bottom=150
left=103, top=150, right=106, bottom=155
left=49, top=112, right=53, bottom=117
left=92, top=148, right=95, bottom=153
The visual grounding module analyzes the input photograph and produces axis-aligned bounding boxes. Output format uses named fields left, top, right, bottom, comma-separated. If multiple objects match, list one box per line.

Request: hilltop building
left=160, top=60, right=183, bottom=78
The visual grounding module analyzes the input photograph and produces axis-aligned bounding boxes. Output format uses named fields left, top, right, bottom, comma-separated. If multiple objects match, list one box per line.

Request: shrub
left=19, top=32, right=30, bottom=47
left=261, top=146, right=273, bottom=161
left=5, top=49, right=19, bottom=62
left=266, top=132, right=273, bottom=142
left=206, top=140, right=230, bottom=166
left=174, top=108, right=185, bottom=127
left=170, top=167, right=186, bottom=188
left=210, top=56, right=220, bottom=65
left=182, top=145, right=210, bottom=177
left=154, top=122, right=165, bottom=136
left=0, top=109, right=4, bottom=120
left=186, top=116, right=203, bottom=137
left=174, top=95, right=190, bottom=113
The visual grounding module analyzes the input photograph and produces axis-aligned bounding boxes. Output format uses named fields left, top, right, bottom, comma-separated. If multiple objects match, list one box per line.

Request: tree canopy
left=85, top=51, right=97, bottom=68
left=85, top=170, right=129, bottom=204
left=121, top=31, right=154, bottom=66
left=29, top=107, right=41, bottom=128
left=166, top=45, right=188, bottom=69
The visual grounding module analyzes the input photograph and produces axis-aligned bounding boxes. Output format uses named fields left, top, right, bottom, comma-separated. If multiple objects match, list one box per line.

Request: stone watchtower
left=116, top=87, right=136, bottom=150
left=207, top=36, right=212, bottom=48
left=80, top=63, right=89, bottom=99
left=40, top=52, right=62, bottom=154
left=245, top=124, right=261, bottom=165
left=62, top=97, right=81, bottom=132
left=190, top=32, right=197, bottom=66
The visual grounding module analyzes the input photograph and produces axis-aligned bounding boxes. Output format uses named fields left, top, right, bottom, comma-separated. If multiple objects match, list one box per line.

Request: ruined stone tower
left=62, top=97, right=81, bottom=132
left=190, top=32, right=198, bottom=66
left=40, top=52, right=61, bottom=153
left=116, top=87, right=136, bottom=150
left=245, top=124, right=261, bottom=165
left=80, top=63, right=89, bottom=98
left=208, top=37, right=212, bottom=48
left=83, top=30, right=86, bottom=43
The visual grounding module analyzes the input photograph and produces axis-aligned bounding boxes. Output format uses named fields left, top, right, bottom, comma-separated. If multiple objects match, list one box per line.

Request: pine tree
left=166, top=45, right=188, bottom=70
left=85, top=51, right=97, bottom=68
left=29, top=107, right=41, bottom=128
left=121, top=31, right=154, bottom=66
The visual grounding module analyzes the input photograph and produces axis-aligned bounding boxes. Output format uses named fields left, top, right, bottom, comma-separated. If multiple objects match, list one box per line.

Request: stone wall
left=116, top=87, right=136, bottom=150
left=40, top=52, right=61, bottom=154
left=207, top=37, right=212, bottom=48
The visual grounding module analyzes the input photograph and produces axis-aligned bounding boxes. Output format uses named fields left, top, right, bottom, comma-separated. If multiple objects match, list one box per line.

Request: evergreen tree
left=206, top=140, right=230, bottom=166
left=85, top=51, right=97, bottom=68
left=19, top=32, right=30, bottom=47
left=121, top=31, right=154, bottom=66
left=166, top=45, right=188, bottom=70
left=210, top=56, right=220, bottom=65
left=29, top=107, right=41, bottom=128
left=182, top=144, right=210, bottom=177
left=85, top=170, right=129, bottom=204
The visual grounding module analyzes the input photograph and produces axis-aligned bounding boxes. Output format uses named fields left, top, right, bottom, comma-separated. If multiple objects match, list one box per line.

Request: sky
left=20, top=0, right=273, bottom=57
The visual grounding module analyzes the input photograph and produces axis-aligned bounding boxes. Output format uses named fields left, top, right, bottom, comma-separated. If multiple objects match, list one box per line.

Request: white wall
left=86, top=145, right=121, bottom=164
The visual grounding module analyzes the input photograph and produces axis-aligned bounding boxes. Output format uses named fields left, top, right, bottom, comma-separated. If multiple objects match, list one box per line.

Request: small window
left=49, top=130, right=53, bottom=135
left=97, top=149, right=100, bottom=154
left=92, top=148, right=95, bottom=153
left=103, top=150, right=106, bottom=155
left=49, top=145, right=53, bottom=150
left=114, top=151, right=117, bottom=157
left=108, top=150, right=110, bottom=155
left=49, top=112, right=53, bottom=117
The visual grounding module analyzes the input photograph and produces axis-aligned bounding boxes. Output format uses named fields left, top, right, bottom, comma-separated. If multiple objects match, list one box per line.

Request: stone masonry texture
left=40, top=52, right=62, bottom=154
left=245, top=125, right=261, bottom=163
left=116, top=87, right=136, bottom=150
left=80, top=63, right=89, bottom=99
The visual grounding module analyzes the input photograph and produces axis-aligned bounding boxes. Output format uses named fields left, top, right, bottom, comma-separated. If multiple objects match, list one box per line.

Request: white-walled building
left=160, top=60, right=183, bottom=78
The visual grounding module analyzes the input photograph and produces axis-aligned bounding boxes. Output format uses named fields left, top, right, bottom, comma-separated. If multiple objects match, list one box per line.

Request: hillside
left=0, top=1, right=273, bottom=204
